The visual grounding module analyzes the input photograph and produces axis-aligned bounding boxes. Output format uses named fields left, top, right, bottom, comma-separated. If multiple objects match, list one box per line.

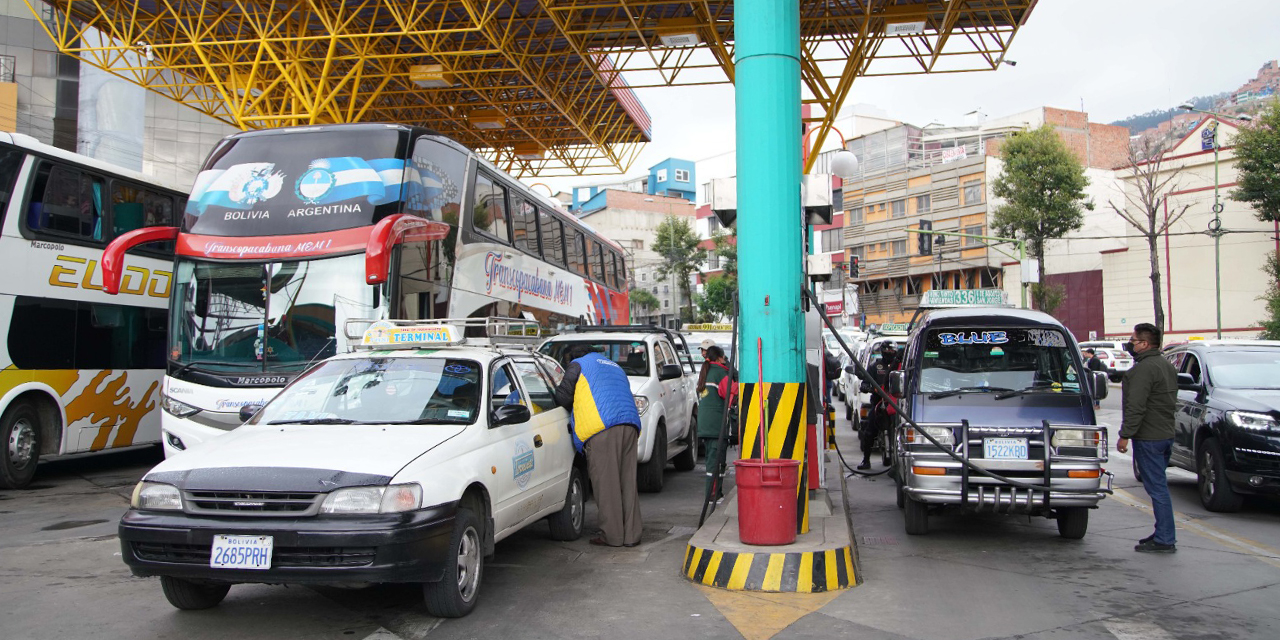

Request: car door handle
left=533, top=435, right=543, bottom=448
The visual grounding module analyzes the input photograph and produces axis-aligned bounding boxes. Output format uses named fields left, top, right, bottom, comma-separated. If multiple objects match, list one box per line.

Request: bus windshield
left=918, top=327, right=1081, bottom=395
left=170, top=254, right=380, bottom=373
left=183, top=128, right=406, bottom=236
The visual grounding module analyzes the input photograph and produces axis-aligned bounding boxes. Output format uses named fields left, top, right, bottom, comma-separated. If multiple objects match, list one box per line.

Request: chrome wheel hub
left=456, top=526, right=481, bottom=602
left=7, top=418, right=35, bottom=468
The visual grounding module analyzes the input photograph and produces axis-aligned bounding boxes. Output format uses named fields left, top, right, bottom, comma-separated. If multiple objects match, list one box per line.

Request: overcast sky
left=533, top=0, right=1280, bottom=195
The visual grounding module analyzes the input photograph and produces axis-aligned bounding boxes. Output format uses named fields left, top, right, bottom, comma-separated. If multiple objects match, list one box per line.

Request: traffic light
left=850, top=256, right=860, bottom=278
left=918, top=220, right=933, bottom=255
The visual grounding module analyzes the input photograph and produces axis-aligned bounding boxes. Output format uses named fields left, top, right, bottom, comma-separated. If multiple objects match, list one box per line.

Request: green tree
left=1258, top=252, right=1280, bottom=340
left=1232, top=98, right=1280, bottom=221
left=712, top=227, right=737, bottom=280
left=630, top=288, right=659, bottom=315
left=653, top=216, right=705, bottom=322
left=696, top=275, right=735, bottom=321
left=990, top=124, right=1093, bottom=313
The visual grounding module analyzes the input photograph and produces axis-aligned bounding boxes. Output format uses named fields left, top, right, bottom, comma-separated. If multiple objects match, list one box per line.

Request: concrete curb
left=681, top=457, right=860, bottom=592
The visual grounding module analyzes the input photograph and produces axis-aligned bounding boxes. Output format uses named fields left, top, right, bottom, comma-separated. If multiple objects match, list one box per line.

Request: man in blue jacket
left=554, top=344, right=643, bottom=547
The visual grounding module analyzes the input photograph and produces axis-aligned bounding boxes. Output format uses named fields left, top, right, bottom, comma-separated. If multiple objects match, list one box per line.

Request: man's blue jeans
left=1133, top=438, right=1176, bottom=545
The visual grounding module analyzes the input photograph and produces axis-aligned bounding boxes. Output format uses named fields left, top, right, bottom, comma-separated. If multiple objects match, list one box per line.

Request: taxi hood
left=143, top=423, right=467, bottom=491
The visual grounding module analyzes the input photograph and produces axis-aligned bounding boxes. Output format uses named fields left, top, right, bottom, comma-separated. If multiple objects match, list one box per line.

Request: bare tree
left=1107, top=140, right=1193, bottom=330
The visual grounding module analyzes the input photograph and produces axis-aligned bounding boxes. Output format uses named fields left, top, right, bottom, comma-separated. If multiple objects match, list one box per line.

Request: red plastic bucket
left=734, top=458, right=801, bottom=545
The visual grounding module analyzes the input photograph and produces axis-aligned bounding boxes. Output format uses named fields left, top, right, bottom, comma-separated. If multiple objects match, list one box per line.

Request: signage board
left=919, top=289, right=1009, bottom=307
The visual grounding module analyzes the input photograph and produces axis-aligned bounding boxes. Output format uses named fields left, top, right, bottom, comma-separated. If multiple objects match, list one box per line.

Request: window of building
left=632, top=239, right=643, bottom=250
left=674, top=169, right=689, bottom=182
left=821, top=229, right=841, bottom=253
left=539, top=210, right=564, bottom=265
left=28, top=162, right=107, bottom=242
left=708, top=215, right=721, bottom=232
left=663, top=299, right=670, bottom=308
left=963, top=225, right=984, bottom=247
left=664, top=284, right=670, bottom=294
left=849, top=245, right=866, bottom=260
left=472, top=173, right=510, bottom=244
left=0, top=55, right=15, bottom=84
left=641, top=272, right=647, bottom=282
left=891, top=199, right=906, bottom=218
left=980, top=270, right=998, bottom=288
left=915, top=194, right=931, bottom=214
left=708, top=252, right=720, bottom=269
left=510, top=197, right=541, bottom=256
left=890, top=239, right=906, bottom=256
left=848, top=206, right=864, bottom=225
left=657, top=168, right=668, bottom=182
left=906, top=277, right=923, bottom=295
left=966, top=270, right=978, bottom=289
left=963, top=180, right=982, bottom=205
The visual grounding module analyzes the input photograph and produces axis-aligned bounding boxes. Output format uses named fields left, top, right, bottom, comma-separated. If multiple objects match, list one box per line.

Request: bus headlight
left=131, top=482, right=183, bottom=511
left=160, top=393, right=200, bottom=418
left=906, top=426, right=954, bottom=447
left=634, top=395, right=650, bottom=416
left=320, top=484, right=423, bottom=514
left=1052, top=429, right=1100, bottom=448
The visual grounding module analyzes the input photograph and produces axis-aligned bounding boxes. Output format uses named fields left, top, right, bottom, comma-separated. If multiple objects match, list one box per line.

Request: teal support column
left=736, top=0, right=802, bottom=384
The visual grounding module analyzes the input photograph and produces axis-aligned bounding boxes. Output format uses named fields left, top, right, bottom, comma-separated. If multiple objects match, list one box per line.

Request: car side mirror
left=1092, top=371, right=1109, bottom=401
left=659, top=363, right=683, bottom=380
left=887, top=371, right=904, bottom=397
left=239, top=404, right=263, bottom=423
left=844, top=365, right=857, bottom=374
left=1176, top=373, right=1198, bottom=391
left=859, top=380, right=871, bottom=393
left=491, top=404, right=531, bottom=427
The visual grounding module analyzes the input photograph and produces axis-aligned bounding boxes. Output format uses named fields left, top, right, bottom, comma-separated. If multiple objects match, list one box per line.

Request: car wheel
left=672, top=415, right=698, bottom=472
left=895, top=479, right=905, bottom=510
left=424, top=507, right=483, bottom=617
left=1198, top=438, right=1244, bottom=512
left=1056, top=507, right=1089, bottom=539
left=1, top=400, right=43, bottom=490
left=845, top=403, right=854, bottom=423
left=637, top=425, right=666, bottom=493
left=904, top=496, right=928, bottom=535
left=547, top=467, right=585, bottom=541
left=880, top=430, right=892, bottom=467
left=160, top=576, right=231, bottom=610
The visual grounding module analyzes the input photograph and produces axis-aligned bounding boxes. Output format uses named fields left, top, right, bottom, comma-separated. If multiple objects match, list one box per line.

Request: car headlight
left=1227, top=411, right=1279, bottom=432
left=159, top=393, right=200, bottom=418
left=319, top=483, right=423, bottom=514
left=1052, top=429, right=1101, bottom=448
left=634, top=395, right=649, bottom=416
left=906, top=426, right=955, bottom=447
left=131, top=482, right=183, bottom=510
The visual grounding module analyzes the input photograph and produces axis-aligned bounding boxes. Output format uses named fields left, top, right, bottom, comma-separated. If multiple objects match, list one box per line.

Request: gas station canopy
left=31, top=0, right=1035, bottom=176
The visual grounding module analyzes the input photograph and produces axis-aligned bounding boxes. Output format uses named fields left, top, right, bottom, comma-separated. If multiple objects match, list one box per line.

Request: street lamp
left=1177, top=103, right=1253, bottom=338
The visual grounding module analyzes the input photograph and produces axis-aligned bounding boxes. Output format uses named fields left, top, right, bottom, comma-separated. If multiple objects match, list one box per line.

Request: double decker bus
left=0, top=132, right=186, bottom=488
left=103, top=123, right=629, bottom=457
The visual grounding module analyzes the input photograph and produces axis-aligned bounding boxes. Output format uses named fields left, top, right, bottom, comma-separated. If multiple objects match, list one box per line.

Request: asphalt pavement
left=2, top=390, right=1278, bottom=640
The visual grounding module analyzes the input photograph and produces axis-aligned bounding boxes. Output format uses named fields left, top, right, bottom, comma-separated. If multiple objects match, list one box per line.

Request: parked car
left=539, top=326, right=699, bottom=493
left=1080, top=341, right=1133, bottom=381
left=1163, top=339, right=1280, bottom=512
left=119, top=319, right=584, bottom=617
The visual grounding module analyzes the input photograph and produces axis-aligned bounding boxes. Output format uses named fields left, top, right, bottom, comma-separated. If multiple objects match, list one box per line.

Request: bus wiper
left=928, top=386, right=1014, bottom=400
left=171, top=360, right=260, bottom=376
left=267, top=418, right=360, bottom=425
left=994, top=384, right=1064, bottom=400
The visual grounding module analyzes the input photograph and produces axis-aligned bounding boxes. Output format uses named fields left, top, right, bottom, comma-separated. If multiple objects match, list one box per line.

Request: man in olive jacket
left=1117, top=323, right=1179, bottom=553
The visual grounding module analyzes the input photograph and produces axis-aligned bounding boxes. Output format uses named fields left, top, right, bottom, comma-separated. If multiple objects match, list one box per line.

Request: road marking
left=1110, top=488, right=1280, bottom=569
left=1103, top=620, right=1176, bottom=640
left=695, top=584, right=842, bottom=640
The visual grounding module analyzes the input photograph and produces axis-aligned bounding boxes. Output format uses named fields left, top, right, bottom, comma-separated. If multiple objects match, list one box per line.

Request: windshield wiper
left=994, top=384, right=1068, bottom=400
left=171, top=360, right=260, bottom=376
left=267, top=418, right=360, bottom=425
left=928, top=386, right=1014, bottom=400
left=380, top=418, right=463, bottom=425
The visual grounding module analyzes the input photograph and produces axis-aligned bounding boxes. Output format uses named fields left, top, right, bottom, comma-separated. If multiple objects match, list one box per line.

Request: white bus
left=102, top=124, right=630, bottom=458
left=0, top=132, right=186, bottom=488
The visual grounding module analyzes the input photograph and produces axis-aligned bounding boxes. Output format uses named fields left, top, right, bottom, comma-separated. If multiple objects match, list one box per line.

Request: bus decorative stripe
left=0, top=367, right=159, bottom=452
left=176, top=227, right=371, bottom=259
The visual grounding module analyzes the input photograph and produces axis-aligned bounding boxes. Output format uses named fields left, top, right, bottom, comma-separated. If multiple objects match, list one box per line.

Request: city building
left=1102, top=116, right=1272, bottom=340
left=0, top=6, right=236, bottom=186
left=840, top=106, right=1129, bottom=338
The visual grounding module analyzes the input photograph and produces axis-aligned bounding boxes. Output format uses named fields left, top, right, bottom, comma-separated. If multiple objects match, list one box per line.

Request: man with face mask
left=1116, top=323, right=1179, bottom=553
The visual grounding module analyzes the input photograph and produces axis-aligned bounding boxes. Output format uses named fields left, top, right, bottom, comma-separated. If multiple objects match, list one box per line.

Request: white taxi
left=118, top=319, right=583, bottom=618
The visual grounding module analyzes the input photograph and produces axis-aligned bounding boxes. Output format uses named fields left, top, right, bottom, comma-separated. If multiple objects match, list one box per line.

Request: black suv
left=1163, top=340, right=1280, bottom=511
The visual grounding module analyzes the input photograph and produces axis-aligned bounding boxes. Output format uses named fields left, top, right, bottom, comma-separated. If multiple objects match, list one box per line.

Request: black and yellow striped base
left=738, top=381, right=809, bottom=533
left=682, top=544, right=857, bottom=592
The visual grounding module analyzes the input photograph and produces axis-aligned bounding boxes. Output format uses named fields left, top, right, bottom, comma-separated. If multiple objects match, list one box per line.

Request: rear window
left=540, top=340, right=650, bottom=376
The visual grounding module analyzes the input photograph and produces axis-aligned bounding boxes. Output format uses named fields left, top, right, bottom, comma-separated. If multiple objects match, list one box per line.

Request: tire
left=1198, top=438, right=1244, bottom=512
left=672, top=416, right=698, bottom=472
left=1056, top=507, right=1089, bottom=539
left=904, top=495, right=928, bottom=535
left=1, top=401, right=43, bottom=490
left=879, top=430, right=892, bottom=467
left=637, top=425, right=666, bottom=493
left=160, top=576, right=231, bottom=610
left=846, top=402, right=854, bottom=423
left=895, top=480, right=905, bottom=510
left=547, top=467, right=585, bottom=541
left=424, top=507, right=483, bottom=618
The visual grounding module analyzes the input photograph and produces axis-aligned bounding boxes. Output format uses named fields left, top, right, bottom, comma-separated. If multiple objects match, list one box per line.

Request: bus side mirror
left=1093, top=372, right=1109, bottom=401
left=887, top=371, right=904, bottom=397
left=239, top=404, right=264, bottom=423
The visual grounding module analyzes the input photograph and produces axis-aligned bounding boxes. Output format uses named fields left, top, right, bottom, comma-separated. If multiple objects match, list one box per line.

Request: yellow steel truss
left=27, top=1, right=1032, bottom=177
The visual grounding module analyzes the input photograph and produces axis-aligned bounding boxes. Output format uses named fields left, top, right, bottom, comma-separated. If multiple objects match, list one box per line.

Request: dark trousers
left=585, top=425, right=642, bottom=546
left=1133, top=438, right=1176, bottom=545
left=701, top=437, right=724, bottom=500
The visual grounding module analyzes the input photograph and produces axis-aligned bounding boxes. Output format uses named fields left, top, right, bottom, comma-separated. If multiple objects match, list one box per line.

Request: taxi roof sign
left=919, top=289, right=1009, bottom=308
left=876, top=322, right=910, bottom=336
left=360, top=321, right=463, bottom=349
left=684, top=323, right=734, bottom=332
